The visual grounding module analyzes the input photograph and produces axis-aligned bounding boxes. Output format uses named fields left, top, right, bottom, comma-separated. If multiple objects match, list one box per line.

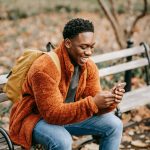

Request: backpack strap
left=47, top=51, right=61, bottom=74
left=46, top=42, right=55, bottom=52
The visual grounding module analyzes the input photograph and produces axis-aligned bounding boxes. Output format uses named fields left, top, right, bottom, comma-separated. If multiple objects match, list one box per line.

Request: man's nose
left=84, top=48, right=92, bottom=56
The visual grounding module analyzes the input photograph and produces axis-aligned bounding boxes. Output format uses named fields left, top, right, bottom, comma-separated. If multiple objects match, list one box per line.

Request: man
left=9, top=18, right=125, bottom=150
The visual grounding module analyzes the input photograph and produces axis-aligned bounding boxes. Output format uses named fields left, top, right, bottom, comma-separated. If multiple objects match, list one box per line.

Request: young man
left=9, top=18, right=125, bottom=150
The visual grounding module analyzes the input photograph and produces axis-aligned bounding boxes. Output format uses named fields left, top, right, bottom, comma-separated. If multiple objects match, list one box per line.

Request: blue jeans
left=32, top=112, right=123, bottom=150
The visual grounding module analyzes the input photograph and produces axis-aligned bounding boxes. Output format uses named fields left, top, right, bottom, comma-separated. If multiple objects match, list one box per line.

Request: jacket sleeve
left=31, top=71, right=98, bottom=125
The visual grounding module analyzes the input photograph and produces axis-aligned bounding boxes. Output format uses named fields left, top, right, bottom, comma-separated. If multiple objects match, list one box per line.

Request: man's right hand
left=93, top=91, right=115, bottom=109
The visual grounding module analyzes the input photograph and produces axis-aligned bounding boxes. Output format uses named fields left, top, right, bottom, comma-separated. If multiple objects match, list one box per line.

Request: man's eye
left=80, top=46, right=87, bottom=50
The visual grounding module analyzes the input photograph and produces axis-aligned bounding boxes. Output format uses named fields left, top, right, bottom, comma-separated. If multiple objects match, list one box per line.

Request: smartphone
left=112, top=82, right=126, bottom=94
left=116, top=82, right=126, bottom=89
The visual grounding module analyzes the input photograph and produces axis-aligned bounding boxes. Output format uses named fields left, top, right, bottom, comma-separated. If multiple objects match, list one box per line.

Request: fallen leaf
left=122, top=135, right=132, bottom=142
left=132, top=115, right=142, bottom=122
left=128, top=130, right=134, bottom=136
left=131, top=140, right=149, bottom=148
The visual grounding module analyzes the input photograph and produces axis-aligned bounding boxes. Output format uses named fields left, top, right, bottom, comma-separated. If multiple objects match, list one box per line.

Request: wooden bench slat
left=91, top=45, right=147, bottom=63
left=99, top=58, right=148, bottom=77
left=0, top=139, right=7, bottom=143
left=0, top=74, right=8, bottom=85
left=0, top=145, right=9, bottom=150
left=119, top=86, right=150, bottom=113
left=14, top=145, right=22, bottom=150
left=0, top=93, right=9, bottom=103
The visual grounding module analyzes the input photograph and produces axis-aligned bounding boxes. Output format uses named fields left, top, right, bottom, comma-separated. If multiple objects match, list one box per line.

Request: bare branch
left=126, top=0, right=133, bottom=15
left=130, top=0, right=148, bottom=36
left=110, top=0, right=119, bottom=24
left=97, top=0, right=126, bottom=48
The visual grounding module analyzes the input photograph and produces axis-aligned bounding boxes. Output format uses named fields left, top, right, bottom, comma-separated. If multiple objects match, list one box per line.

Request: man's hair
left=63, top=18, right=94, bottom=39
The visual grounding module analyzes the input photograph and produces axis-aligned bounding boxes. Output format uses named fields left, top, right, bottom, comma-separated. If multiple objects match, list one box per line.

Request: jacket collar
left=56, top=41, right=86, bottom=75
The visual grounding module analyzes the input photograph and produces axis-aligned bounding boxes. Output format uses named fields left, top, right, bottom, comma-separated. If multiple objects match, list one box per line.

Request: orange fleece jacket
left=9, top=42, right=115, bottom=149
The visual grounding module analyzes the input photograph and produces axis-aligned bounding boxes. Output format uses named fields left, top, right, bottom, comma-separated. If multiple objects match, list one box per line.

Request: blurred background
left=0, top=0, right=150, bottom=149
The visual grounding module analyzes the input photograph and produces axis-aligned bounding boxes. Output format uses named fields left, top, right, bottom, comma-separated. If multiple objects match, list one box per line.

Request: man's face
left=65, top=32, right=95, bottom=66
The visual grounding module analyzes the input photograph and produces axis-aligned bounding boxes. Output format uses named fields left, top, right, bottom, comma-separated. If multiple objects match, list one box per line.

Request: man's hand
left=93, top=83, right=125, bottom=109
left=111, top=83, right=126, bottom=103
left=93, top=91, right=116, bottom=109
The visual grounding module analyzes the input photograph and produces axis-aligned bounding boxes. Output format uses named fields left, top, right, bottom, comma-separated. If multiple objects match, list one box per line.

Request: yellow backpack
left=3, top=49, right=61, bottom=103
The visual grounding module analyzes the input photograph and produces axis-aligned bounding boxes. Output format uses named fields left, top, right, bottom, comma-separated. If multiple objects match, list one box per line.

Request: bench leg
left=0, top=127, right=14, bottom=150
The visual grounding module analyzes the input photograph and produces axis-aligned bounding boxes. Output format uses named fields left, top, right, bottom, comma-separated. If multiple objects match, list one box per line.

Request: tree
left=97, top=0, right=148, bottom=48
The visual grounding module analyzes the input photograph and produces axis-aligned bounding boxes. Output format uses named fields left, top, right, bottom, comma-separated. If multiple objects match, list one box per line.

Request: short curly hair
left=63, top=18, right=94, bottom=39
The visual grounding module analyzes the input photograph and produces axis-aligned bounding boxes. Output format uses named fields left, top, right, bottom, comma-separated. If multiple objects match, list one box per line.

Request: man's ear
left=64, top=38, right=71, bottom=49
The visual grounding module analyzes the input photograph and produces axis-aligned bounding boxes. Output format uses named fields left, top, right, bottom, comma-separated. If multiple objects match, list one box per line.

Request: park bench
left=0, top=42, right=150, bottom=150
left=73, top=41, right=150, bottom=149
left=93, top=41, right=150, bottom=114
